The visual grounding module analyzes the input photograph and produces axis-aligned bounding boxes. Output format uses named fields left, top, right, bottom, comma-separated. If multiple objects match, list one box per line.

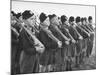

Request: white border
left=0, top=0, right=99, bottom=75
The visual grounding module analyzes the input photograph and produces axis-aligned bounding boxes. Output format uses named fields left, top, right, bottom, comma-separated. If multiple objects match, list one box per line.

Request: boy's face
left=26, top=15, right=36, bottom=27
left=43, top=17, right=50, bottom=27
left=64, top=21, right=69, bottom=25
left=51, top=16, right=60, bottom=26
left=82, top=20, right=86, bottom=25
left=77, top=22, right=81, bottom=25
left=11, top=19, right=16, bottom=26
left=19, top=16, right=23, bottom=21
left=69, top=21, right=74, bottom=25
left=89, top=19, right=93, bottom=23
left=11, top=14, right=17, bottom=26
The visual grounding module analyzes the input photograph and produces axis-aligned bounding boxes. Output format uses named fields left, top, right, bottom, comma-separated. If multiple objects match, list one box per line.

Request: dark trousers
left=39, top=50, right=55, bottom=66
left=86, top=33, right=94, bottom=57
left=62, top=44, right=75, bottom=71
left=11, top=45, right=17, bottom=75
left=54, top=48, right=63, bottom=71
left=76, top=40, right=83, bottom=56
left=86, top=39, right=93, bottom=57
left=75, top=40, right=83, bottom=65
left=20, top=51, right=39, bottom=74
left=79, top=38, right=88, bottom=64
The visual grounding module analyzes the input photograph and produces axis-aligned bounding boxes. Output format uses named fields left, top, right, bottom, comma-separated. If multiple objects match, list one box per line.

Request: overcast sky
left=11, top=0, right=95, bottom=23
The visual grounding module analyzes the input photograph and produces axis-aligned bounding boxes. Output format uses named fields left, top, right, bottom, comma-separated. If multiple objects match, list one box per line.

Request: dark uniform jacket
left=38, top=28, right=58, bottom=50
left=59, top=25, right=72, bottom=44
left=49, top=25, right=69, bottom=61
left=49, top=25, right=66, bottom=45
left=80, top=25, right=90, bottom=33
left=38, top=28, right=58, bottom=65
left=88, top=23, right=94, bottom=31
left=84, top=24, right=93, bottom=32
left=60, top=25, right=70, bottom=39
left=68, top=24, right=81, bottom=56
left=18, top=28, right=36, bottom=55
left=68, top=25, right=79, bottom=41
left=75, top=24, right=89, bottom=39
left=59, top=24, right=75, bottom=57
left=11, top=28, right=19, bottom=46
left=13, top=23, right=21, bottom=33
left=11, top=26, right=19, bottom=70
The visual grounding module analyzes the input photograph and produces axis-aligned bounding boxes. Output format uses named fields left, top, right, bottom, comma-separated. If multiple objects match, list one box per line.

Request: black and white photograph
left=11, top=0, right=96, bottom=75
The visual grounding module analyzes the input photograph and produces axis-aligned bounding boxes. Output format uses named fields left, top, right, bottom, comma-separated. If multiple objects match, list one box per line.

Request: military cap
left=80, top=17, right=84, bottom=22
left=61, top=15, right=67, bottom=24
left=76, top=16, right=81, bottom=23
left=22, top=10, right=34, bottom=20
left=48, top=14, right=56, bottom=20
left=69, top=16, right=74, bottom=22
left=11, top=11, right=16, bottom=16
left=39, top=12, right=47, bottom=23
left=16, top=13, right=21, bottom=19
left=88, top=16, right=92, bottom=21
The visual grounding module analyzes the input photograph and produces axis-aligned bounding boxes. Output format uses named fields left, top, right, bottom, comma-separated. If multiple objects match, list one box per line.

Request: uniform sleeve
left=39, top=31, right=58, bottom=49
left=76, top=26, right=89, bottom=38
